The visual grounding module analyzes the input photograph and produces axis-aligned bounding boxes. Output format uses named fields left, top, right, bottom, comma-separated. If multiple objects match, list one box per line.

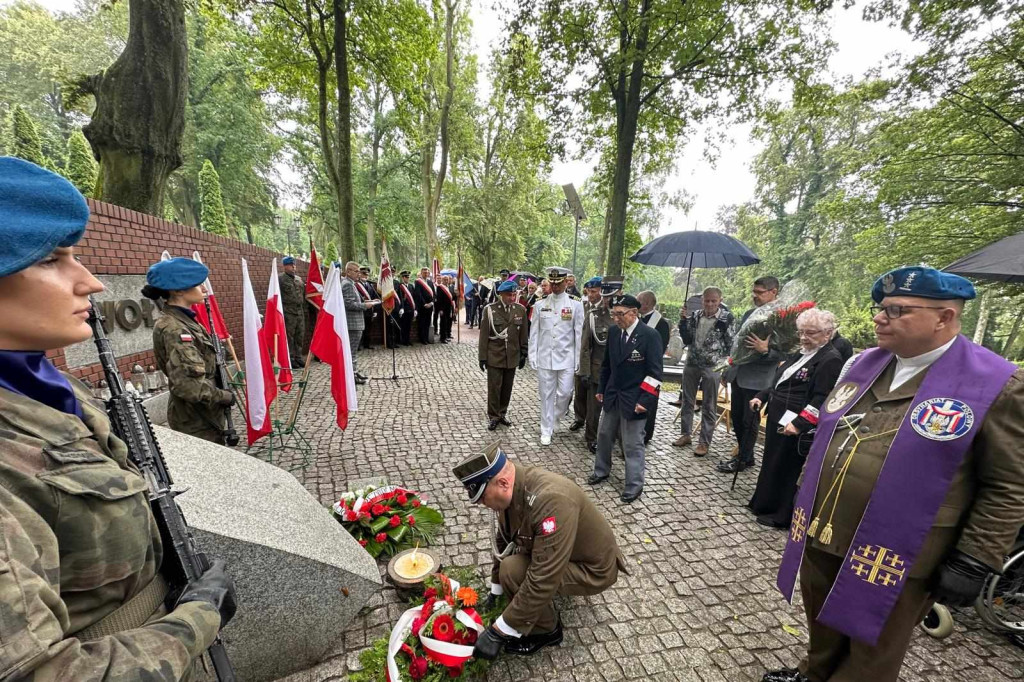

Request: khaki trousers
left=486, top=366, right=516, bottom=420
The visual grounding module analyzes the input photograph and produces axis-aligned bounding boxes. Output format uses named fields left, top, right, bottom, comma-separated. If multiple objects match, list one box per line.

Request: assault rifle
left=204, top=297, right=240, bottom=446
left=87, top=298, right=236, bottom=682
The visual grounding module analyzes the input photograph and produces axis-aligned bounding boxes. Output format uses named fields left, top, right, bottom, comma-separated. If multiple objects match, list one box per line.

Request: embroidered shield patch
left=826, top=382, right=858, bottom=413
left=540, top=517, right=557, bottom=535
left=910, top=398, right=974, bottom=441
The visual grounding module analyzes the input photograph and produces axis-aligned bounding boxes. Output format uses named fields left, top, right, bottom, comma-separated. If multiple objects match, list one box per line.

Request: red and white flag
left=241, top=259, right=277, bottom=444
left=378, top=239, right=396, bottom=314
left=263, top=259, right=293, bottom=391
left=305, top=239, right=325, bottom=309
left=191, top=251, right=230, bottom=341
left=432, top=254, right=441, bottom=284
left=309, top=265, right=358, bottom=429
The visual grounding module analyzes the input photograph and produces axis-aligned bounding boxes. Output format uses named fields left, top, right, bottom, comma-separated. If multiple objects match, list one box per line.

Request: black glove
left=480, top=360, right=487, bottom=372
left=217, top=390, right=236, bottom=408
left=931, top=550, right=990, bottom=607
left=473, top=625, right=508, bottom=661
left=175, top=558, right=238, bottom=628
left=518, top=356, right=527, bottom=370
left=481, top=592, right=498, bottom=611
left=578, top=375, right=589, bottom=386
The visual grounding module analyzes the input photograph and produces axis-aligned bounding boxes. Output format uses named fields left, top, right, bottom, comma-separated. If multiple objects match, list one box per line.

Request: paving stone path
left=271, top=326, right=1023, bottom=682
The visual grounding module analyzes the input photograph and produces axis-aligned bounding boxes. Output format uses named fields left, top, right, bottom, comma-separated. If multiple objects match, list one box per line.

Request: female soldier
left=0, top=157, right=235, bottom=681
left=143, top=258, right=235, bottom=444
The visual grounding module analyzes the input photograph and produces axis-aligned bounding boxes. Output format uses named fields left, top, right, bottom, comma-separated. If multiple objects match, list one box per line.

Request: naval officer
left=766, top=266, right=1024, bottom=682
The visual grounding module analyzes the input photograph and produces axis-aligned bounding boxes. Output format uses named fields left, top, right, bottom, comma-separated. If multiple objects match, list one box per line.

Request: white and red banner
left=192, top=250, right=230, bottom=341
left=305, top=240, right=325, bottom=309
left=378, top=239, right=396, bottom=315
left=241, top=259, right=277, bottom=444
left=309, top=265, right=358, bottom=429
left=263, top=259, right=294, bottom=390
left=640, top=375, right=662, bottom=396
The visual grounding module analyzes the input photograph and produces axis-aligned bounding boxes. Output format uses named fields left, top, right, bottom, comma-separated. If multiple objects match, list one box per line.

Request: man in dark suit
left=356, top=266, right=377, bottom=349
left=587, top=294, right=664, bottom=503
left=436, top=274, right=456, bottom=344
left=395, top=271, right=417, bottom=346
left=413, top=267, right=436, bottom=344
left=637, top=290, right=670, bottom=445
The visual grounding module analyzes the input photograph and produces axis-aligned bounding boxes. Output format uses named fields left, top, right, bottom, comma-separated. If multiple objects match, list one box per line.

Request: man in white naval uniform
left=529, top=266, right=584, bottom=445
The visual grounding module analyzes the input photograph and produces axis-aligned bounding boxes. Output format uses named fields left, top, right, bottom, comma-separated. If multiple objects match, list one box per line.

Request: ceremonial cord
left=808, top=418, right=902, bottom=546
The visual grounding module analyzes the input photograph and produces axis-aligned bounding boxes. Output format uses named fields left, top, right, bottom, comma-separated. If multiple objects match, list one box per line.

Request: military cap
left=872, top=266, right=976, bottom=304
left=452, top=442, right=508, bottom=503
left=610, top=294, right=641, bottom=309
left=399, top=270, right=411, bottom=277
left=499, top=268, right=511, bottom=276
left=146, top=257, right=209, bottom=291
left=546, top=266, right=571, bottom=283
left=496, top=279, right=518, bottom=293
left=360, top=266, right=371, bottom=273
left=584, top=276, right=603, bottom=289
left=282, top=256, right=295, bottom=265
left=0, top=157, right=90, bottom=278
left=600, top=276, right=625, bottom=296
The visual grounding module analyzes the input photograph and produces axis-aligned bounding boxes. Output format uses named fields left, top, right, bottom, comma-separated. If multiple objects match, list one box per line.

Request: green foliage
left=198, top=160, right=230, bottom=236
left=66, top=129, right=97, bottom=195
left=12, top=105, right=46, bottom=167
left=324, top=241, right=339, bottom=265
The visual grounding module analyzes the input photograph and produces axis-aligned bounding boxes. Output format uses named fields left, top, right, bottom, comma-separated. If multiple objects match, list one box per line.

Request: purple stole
left=776, top=335, right=1014, bottom=645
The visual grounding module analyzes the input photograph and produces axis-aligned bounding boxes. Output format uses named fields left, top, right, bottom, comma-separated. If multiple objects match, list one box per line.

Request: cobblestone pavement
left=271, top=326, right=1023, bottom=682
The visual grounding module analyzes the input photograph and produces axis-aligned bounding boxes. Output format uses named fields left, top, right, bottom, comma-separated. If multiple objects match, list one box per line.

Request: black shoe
left=499, top=417, right=512, bottom=426
left=621, top=489, right=642, bottom=504
left=504, top=619, right=563, bottom=655
left=569, top=420, right=585, bottom=432
left=488, top=419, right=499, bottom=431
left=354, top=376, right=368, bottom=385
left=716, top=457, right=749, bottom=473
left=586, top=474, right=607, bottom=485
left=668, top=400, right=682, bottom=407
left=587, top=443, right=597, bottom=454
left=762, top=668, right=810, bottom=682
left=756, top=515, right=788, bottom=529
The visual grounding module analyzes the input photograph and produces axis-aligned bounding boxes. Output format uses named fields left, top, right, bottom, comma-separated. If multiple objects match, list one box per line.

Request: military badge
left=180, top=333, right=194, bottom=342
left=560, top=307, right=572, bottom=321
left=910, top=398, right=974, bottom=441
left=540, top=517, right=557, bottom=535
left=826, top=382, right=859, bottom=413
left=881, top=274, right=896, bottom=295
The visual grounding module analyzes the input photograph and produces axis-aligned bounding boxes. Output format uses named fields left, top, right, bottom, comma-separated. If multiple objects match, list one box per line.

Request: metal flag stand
left=230, top=362, right=312, bottom=471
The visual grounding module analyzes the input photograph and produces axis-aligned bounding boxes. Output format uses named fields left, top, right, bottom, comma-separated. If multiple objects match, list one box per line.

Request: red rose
left=423, top=587, right=438, bottom=599
left=412, top=499, right=421, bottom=508
left=358, top=539, right=368, bottom=547
left=409, top=657, right=429, bottom=680
left=371, top=504, right=385, bottom=516
left=431, top=614, right=456, bottom=642
left=448, top=664, right=464, bottom=677
left=344, top=510, right=357, bottom=522
left=359, top=511, right=371, bottom=521
left=407, top=515, right=416, bottom=526
left=390, top=515, right=401, bottom=528
left=375, top=532, right=387, bottom=543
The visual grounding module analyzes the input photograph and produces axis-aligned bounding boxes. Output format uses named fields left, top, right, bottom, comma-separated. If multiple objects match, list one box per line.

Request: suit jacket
left=725, top=307, right=786, bottom=390
left=754, top=343, right=842, bottom=433
left=340, top=277, right=365, bottom=331
left=413, top=278, right=435, bottom=311
left=436, top=284, right=455, bottom=313
left=598, top=322, right=664, bottom=420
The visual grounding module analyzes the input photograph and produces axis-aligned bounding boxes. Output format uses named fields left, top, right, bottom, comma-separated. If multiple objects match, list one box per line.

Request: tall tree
left=66, top=129, right=98, bottom=195
left=199, top=159, right=230, bottom=236
left=12, top=104, right=46, bottom=166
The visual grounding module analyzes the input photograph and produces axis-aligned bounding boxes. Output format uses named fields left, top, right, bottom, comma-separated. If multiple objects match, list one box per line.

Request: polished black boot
left=504, top=619, right=563, bottom=656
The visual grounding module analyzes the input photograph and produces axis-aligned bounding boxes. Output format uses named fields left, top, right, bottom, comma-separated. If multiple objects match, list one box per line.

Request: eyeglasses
left=797, top=329, right=826, bottom=337
left=610, top=310, right=635, bottom=318
left=752, top=289, right=770, bottom=296
left=870, top=304, right=948, bottom=319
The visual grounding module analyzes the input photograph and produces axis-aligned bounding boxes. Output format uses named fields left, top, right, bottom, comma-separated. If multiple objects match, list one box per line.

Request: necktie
left=622, top=329, right=628, bottom=345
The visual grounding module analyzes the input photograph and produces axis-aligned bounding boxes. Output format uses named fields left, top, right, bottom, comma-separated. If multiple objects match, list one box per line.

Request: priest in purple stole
left=764, top=266, right=1024, bottom=682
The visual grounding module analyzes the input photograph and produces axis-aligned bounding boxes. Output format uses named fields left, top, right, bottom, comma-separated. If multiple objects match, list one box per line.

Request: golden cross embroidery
left=849, top=545, right=906, bottom=587
left=790, top=508, right=808, bottom=543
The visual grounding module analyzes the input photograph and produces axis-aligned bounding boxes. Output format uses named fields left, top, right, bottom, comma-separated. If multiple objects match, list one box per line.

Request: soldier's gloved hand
left=480, top=360, right=487, bottom=372
left=217, top=390, right=236, bottom=407
left=176, top=559, right=238, bottom=628
left=518, top=356, right=527, bottom=370
left=473, top=625, right=508, bottom=661
left=932, top=550, right=990, bottom=607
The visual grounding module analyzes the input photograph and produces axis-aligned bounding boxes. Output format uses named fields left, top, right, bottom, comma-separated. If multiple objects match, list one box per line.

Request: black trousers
left=749, top=400, right=802, bottom=524
left=361, top=311, right=374, bottom=348
left=730, top=382, right=761, bottom=463
left=399, top=310, right=413, bottom=345
left=440, top=309, right=453, bottom=341
left=417, top=308, right=433, bottom=343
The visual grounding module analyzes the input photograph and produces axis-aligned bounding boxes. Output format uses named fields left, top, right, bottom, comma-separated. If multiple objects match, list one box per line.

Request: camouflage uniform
left=153, top=306, right=232, bottom=444
left=0, top=377, right=221, bottom=681
left=279, top=271, right=307, bottom=364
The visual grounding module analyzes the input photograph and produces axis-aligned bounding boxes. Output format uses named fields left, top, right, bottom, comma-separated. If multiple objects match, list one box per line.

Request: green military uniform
left=571, top=299, right=594, bottom=426
left=153, top=306, right=233, bottom=444
left=0, top=377, right=222, bottom=681
left=480, top=300, right=529, bottom=421
left=797, top=361, right=1024, bottom=682
left=279, top=270, right=307, bottom=365
left=578, top=303, right=613, bottom=448
left=492, top=463, right=627, bottom=634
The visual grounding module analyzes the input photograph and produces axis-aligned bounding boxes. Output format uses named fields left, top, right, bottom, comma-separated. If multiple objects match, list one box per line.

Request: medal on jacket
left=560, top=307, right=572, bottom=321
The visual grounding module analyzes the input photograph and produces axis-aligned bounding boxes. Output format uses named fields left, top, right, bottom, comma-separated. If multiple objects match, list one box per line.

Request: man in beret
left=480, top=280, right=529, bottom=430
left=569, top=276, right=604, bottom=434
left=588, top=293, right=664, bottom=503
left=454, top=443, right=627, bottom=661
left=765, top=266, right=1024, bottom=682
left=279, top=256, right=307, bottom=368
left=577, top=277, right=619, bottom=453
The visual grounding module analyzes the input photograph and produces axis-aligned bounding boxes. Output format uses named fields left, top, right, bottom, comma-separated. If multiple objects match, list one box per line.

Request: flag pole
left=456, top=248, right=461, bottom=345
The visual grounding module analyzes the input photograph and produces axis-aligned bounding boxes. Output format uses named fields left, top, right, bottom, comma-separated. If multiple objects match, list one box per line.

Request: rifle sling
left=74, top=574, right=170, bottom=641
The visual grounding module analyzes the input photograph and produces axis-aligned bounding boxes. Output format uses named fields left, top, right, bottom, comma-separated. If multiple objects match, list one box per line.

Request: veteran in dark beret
left=0, top=157, right=236, bottom=680
left=765, top=266, right=1024, bottom=682
left=454, top=443, right=627, bottom=661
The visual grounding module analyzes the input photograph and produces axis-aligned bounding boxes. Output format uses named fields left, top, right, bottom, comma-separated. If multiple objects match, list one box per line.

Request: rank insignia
left=826, top=382, right=858, bottom=413
left=910, top=398, right=974, bottom=441
left=180, top=333, right=194, bottom=342
left=540, top=517, right=557, bottom=535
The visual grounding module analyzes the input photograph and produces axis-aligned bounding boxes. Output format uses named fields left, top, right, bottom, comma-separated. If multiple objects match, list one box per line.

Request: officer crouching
left=453, top=443, right=627, bottom=660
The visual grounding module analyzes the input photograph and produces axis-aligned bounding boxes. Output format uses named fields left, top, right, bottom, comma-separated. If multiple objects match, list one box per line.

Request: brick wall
left=48, top=200, right=306, bottom=384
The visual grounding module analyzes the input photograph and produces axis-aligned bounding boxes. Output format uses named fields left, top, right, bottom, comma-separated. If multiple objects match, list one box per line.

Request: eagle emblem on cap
left=881, top=274, right=896, bottom=294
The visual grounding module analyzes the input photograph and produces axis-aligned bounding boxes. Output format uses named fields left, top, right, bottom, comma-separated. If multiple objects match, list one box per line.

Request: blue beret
left=584, top=276, right=603, bottom=289
left=872, top=266, right=976, bottom=304
left=496, top=280, right=518, bottom=293
left=0, top=157, right=90, bottom=278
left=146, top=257, right=209, bottom=291
left=282, top=256, right=295, bottom=265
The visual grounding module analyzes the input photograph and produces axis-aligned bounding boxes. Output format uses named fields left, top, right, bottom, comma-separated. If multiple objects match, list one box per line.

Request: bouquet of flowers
left=722, top=300, right=817, bottom=369
left=333, top=484, right=444, bottom=559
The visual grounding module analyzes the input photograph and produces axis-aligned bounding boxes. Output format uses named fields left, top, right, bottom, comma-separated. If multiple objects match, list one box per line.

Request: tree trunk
left=1001, top=305, right=1024, bottom=357
left=365, top=84, right=386, bottom=267
left=421, top=132, right=435, bottom=258
left=972, top=290, right=992, bottom=345
left=84, top=0, right=188, bottom=215
left=334, top=0, right=356, bottom=263
left=428, top=0, right=457, bottom=256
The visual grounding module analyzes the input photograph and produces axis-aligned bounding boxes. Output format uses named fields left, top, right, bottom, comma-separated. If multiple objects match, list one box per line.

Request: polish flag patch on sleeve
left=540, top=517, right=557, bottom=535
left=799, top=405, right=820, bottom=425
left=180, top=333, right=194, bottom=343
left=640, top=376, right=661, bottom=395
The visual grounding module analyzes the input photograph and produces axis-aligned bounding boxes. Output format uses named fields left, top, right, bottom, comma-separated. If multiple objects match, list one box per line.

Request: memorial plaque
left=64, top=275, right=162, bottom=368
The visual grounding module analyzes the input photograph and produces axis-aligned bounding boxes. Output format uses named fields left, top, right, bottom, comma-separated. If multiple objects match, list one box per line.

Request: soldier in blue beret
left=570, top=277, right=605, bottom=433
left=480, top=280, right=529, bottom=430
left=0, top=158, right=236, bottom=680
left=144, top=257, right=236, bottom=444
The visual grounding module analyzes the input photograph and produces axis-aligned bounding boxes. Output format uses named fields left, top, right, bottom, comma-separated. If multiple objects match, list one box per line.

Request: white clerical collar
left=891, top=337, right=957, bottom=391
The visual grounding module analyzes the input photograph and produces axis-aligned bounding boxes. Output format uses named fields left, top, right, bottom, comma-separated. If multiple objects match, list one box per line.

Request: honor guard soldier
left=529, top=266, right=584, bottom=445
left=569, top=276, right=602, bottom=433
left=454, top=443, right=627, bottom=661
left=480, top=280, right=529, bottom=430
left=767, top=266, right=1024, bottom=682
left=0, top=157, right=236, bottom=680
left=279, top=256, right=307, bottom=367
left=144, top=257, right=236, bottom=444
left=578, top=277, right=619, bottom=452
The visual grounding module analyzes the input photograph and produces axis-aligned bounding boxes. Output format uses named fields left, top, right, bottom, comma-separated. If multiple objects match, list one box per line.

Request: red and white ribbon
left=640, top=376, right=662, bottom=395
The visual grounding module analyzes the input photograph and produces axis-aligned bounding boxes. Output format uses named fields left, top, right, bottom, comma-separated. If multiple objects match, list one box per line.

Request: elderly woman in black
left=748, top=308, right=844, bottom=528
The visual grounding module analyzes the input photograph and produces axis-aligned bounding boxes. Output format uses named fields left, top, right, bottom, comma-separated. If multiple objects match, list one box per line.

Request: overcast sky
left=12, top=0, right=922, bottom=232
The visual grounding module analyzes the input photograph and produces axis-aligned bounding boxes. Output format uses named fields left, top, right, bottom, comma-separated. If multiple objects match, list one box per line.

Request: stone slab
left=154, top=425, right=381, bottom=682
left=142, top=391, right=170, bottom=427
left=65, top=275, right=161, bottom=368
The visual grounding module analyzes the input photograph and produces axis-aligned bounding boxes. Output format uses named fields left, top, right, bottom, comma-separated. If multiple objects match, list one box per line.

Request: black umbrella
left=944, top=231, right=1024, bottom=283
left=629, top=230, right=760, bottom=301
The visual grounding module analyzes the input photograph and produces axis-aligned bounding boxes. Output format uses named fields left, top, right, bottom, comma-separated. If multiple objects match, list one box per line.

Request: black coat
left=598, top=322, right=664, bottom=420
left=413, top=279, right=435, bottom=311
left=755, top=342, right=843, bottom=433
left=831, top=332, right=854, bottom=362
left=641, top=311, right=671, bottom=352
